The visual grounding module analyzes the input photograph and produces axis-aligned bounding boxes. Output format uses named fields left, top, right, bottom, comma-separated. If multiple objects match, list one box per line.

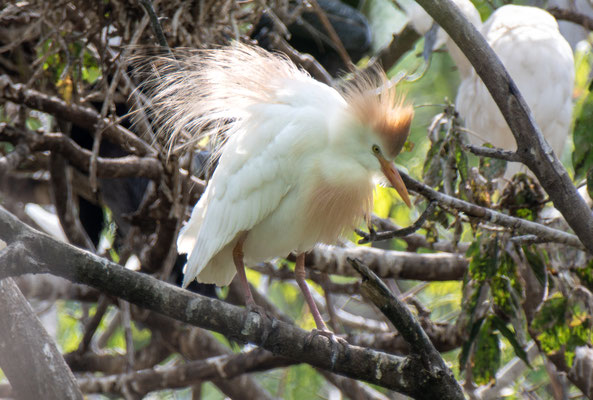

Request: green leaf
left=472, top=317, right=501, bottom=385
left=459, top=317, right=485, bottom=372
left=491, top=316, right=531, bottom=368
left=573, top=89, right=593, bottom=180
left=455, top=141, right=468, bottom=183
left=587, top=168, right=593, bottom=202
left=576, top=259, right=593, bottom=289
left=522, top=246, right=548, bottom=287
left=26, top=117, right=42, bottom=131
left=479, top=143, right=507, bottom=180
left=468, top=233, right=499, bottom=281
left=531, top=294, right=591, bottom=367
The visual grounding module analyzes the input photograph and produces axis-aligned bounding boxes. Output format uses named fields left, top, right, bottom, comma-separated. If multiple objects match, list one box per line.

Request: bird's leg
left=233, top=233, right=272, bottom=343
left=295, top=254, right=347, bottom=355
left=294, top=253, right=328, bottom=331
left=232, top=233, right=256, bottom=307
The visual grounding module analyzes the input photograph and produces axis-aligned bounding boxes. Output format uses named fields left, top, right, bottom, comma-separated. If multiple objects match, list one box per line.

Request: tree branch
left=357, top=201, right=437, bottom=244
left=400, top=170, right=584, bottom=249
left=138, top=0, right=171, bottom=51
left=0, top=75, right=155, bottom=157
left=461, top=142, right=520, bottom=162
left=0, top=206, right=452, bottom=398
left=348, top=257, right=464, bottom=400
left=306, top=244, right=468, bottom=281
left=76, top=348, right=291, bottom=397
left=0, top=124, right=163, bottom=179
left=547, top=7, right=593, bottom=31
left=0, top=277, right=83, bottom=400
left=364, top=24, right=421, bottom=73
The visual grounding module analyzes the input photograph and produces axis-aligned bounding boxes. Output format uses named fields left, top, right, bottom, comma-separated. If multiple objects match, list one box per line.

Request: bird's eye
left=372, top=144, right=381, bottom=155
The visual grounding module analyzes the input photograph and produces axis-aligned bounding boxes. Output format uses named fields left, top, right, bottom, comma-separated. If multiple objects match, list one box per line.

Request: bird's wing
left=180, top=101, right=325, bottom=287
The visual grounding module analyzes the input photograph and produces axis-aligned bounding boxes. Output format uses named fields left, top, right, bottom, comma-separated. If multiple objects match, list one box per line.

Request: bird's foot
left=245, top=302, right=274, bottom=344
left=304, top=328, right=348, bottom=348
left=304, top=329, right=348, bottom=370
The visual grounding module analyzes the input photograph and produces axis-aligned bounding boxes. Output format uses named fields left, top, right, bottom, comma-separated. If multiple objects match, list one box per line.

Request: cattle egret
left=408, top=0, right=574, bottom=178
left=145, top=44, right=414, bottom=331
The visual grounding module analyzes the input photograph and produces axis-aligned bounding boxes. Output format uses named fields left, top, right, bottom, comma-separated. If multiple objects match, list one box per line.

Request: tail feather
left=178, top=197, right=208, bottom=288
left=182, top=237, right=237, bottom=288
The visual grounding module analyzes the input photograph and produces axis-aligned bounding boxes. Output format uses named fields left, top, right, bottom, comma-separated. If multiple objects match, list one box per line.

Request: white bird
left=408, top=0, right=574, bottom=178
left=145, top=44, right=414, bottom=331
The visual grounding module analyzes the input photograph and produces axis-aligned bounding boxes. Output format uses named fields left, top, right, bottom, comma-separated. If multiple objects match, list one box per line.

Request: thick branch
left=0, top=277, right=83, bottom=400
left=547, top=7, right=593, bottom=31
left=414, top=0, right=593, bottom=253
left=349, top=258, right=464, bottom=400
left=306, top=244, right=468, bottom=281
left=0, top=206, right=442, bottom=397
left=76, top=348, right=291, bottom=397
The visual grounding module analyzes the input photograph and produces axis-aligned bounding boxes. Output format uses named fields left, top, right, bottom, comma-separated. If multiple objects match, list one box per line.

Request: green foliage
left=572, top=42, right=593, bottom=181
left=462, top=233, right=529, bottom=377
left=37, top=38, right=101, bottom=90
left=478, top=144, right=507, bottom=180
left=57, top=301, right=83, bottom=352
left=82, top=50, right=101, bottom=84
left=531, top=294, right=592, bottom=367
left=472, top=316, right=501, bottom=385
left=576, top=259, right=593, bottom=289
left=522, top=245, right=548, bottom=287
left=0, top=141, right=14, bottom=154
left=278, top=364, right=325, bottom=400
left=459, top=317, right=485, bottom=371
left=25, top=117, right=42, bottom=131
left=491, top=316, right=530, bottom=368
left=499, top=174, right=547, bottom=221
left=572, top=87, right=593, bottom=181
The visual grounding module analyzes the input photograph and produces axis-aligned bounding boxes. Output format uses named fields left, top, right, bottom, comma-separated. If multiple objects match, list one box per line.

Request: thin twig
left=400, top=169, right=584, bottom=249
left=357, top=201, right=437, bottom=244
left=307, top=0, right=353, bottom=70
left=267, top=32, right=333, bottom=85
left=461, top=142, right=521, bottom=162
left=138, top=0, right=171, bottom=51
left=76, top=296, right=110, bottom=354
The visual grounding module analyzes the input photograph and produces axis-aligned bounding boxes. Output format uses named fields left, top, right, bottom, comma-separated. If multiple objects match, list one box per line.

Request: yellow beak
left=378, top=157, right=412, bottom=207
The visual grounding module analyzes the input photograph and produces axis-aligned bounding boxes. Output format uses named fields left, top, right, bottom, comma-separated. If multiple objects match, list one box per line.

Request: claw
left=304, top=329, right=347, bottom=370
left=245, top=303, right=273, bottom=344
left=305, top=329, right=347, bottom=346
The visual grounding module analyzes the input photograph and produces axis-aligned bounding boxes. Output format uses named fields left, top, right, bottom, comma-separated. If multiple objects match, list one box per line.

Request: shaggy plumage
left=139, top=43, right=413, bottom=292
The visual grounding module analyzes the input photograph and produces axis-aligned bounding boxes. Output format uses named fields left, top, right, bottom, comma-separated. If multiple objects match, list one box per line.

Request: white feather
left=145, top=44, right=412, bottom=288
left=408, top=2, right=574, bottom=178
